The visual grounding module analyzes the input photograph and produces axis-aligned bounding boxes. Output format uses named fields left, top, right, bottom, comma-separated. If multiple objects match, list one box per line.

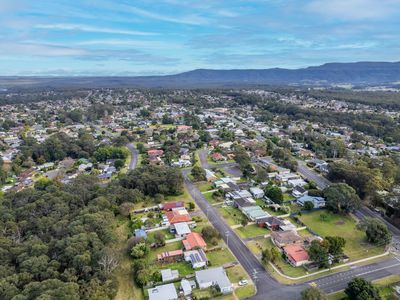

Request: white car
left=238, top=280, right=248, bottom=286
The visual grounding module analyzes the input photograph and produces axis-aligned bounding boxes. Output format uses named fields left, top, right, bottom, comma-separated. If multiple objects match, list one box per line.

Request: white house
left=148, top=283, right=178, bottom=300
left=195, top=267, right=233, bottom=294
left=184, top=249, right=208, bottom=268
left=161, top=269, right=179, bottom=282
left=250, top=187, right=265, bottom=199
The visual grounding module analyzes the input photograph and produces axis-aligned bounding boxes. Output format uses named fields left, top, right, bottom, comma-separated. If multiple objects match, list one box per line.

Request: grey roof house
left=195, top=267, right=233, bottom=294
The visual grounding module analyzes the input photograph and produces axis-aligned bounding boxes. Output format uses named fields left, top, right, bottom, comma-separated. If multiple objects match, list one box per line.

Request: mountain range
left=1, top=61, right=400, bottom=90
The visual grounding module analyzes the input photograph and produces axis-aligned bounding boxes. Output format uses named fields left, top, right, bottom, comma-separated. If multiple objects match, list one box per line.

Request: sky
left=0, top=0, right=399, bottom=76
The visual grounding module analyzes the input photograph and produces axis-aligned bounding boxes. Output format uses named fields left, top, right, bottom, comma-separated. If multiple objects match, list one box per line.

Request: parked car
left=238, top=280, right=248, bottom=286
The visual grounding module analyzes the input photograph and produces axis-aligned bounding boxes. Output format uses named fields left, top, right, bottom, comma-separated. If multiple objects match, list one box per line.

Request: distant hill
left=1, top=61, right=400, bottom=90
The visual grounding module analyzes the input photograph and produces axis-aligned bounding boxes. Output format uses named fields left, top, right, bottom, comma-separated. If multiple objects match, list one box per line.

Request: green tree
left=304, top=201, right=315, bottom=211
left=154, top=232, right=165, bottom=247
left=301, top=287, right=327, bottom=300
left=323, top=183, right=361, bottom=214
left=191, top=166, right=206, bottom=181
left=325, top=236, right=346, bottom=256
left=130, top=243, right=149, bottom=259
left=345, top=278, right=381, bottom=300
left=308, top=240, right=329, bottom=268
left=364, top=218, right=392, bottom=246
left=265, top=185, right=284, bottom=204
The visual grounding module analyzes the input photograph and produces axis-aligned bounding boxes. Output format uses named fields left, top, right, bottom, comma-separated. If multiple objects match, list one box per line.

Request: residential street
left=182, top=169, right=400, bottom=299
left=127, top=143, right=138, bottom=171
left=296, top=160, right=331, bottom=189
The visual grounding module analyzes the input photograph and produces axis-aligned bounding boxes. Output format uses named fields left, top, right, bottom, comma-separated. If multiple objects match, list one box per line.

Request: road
left=127, top=143, right=138, bottom=170
left=182, top=170, right=400, bottom=299
left=296, top=160, right=331, bottom=189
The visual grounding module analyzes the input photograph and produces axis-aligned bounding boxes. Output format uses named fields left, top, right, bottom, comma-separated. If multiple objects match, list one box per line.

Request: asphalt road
left=127, top=143, right=138, bottom=170
left=296, top=160, right=331, bottom=190
left=182, top=169, right=400, bottom=299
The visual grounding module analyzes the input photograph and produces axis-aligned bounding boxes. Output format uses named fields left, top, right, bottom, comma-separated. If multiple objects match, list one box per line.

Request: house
left=172, top=222, right=191, bottom=237
left=271, top=230, right=303, bottom=248
left=180, top=279, right=193, bottom=296
left=161, top=269, right=179, bottom=282
left=205, top=169, right=217, bottom=182
left=184, top=249, right=208, bottom=268
left=165, top=209, right=192, bottom=224
left=297, top=195, right=326, bottom=208
left=241, top=206, right=270, bottom=221
left=259, top=216, right=296, bottom=231
left=177, top=125, right=192, bottom=134
left=183, top=232, right=207, bottom=251
left=211, top=152, right=225, bottom=162
left=292, top=186, right=307, bottom=198
left=148, top=283, right=178, bottom=300
left=287, top=178, right=307, bottom=188
left=134, top=229, right=147, bottom=239
left=163, top=201, right=185, bottom=211
left=249, top=187, right=265, bottom=199
left=195, top=267, right=233, bottom=294
left=157, top=250, right=184, bottom=262
left=283, top=244, right=310, bottom=267
left=148, top=149, right=164, bottom=157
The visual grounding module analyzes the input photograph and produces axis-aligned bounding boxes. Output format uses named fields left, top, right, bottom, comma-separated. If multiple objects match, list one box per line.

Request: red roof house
left=283, top=244, right=309, bottom=267
left=165, top=210, right=192, bottom=224
left=183, top=232, right=207, bottom=250
left=211, top=152, right=225, bottom=162
left=157, top=249, right=183, bottom=262
left=163, top=201, right=185, bottom=211
left=147, top=149, right=164, bottom=157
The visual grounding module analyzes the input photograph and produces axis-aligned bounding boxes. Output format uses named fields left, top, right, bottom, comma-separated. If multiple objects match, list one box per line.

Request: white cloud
left=35, top=23, right=158, bottom=36
left=306, top=0, right=400, bottom=20
left=121, top=5, right=210, bottom=25
left=76, top=39, right=181, bottom=49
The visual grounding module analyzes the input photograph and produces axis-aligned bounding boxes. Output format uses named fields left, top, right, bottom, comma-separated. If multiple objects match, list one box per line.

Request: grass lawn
left=165, top=186, right=193, bottom=204
left=235, top=285, right=256, bottom=300
left=234, top=224, right=269, bottom=239
left=154, top=261, right=193, bottom=277
left=218, top=206, right=246, bottom=226
left=196, top=181, right=214, bottom=192
left=207, top=248, right=236, bottom=266
left=226, top=265, right=249, bottom=283
left=283, top=193, right=295, bottom=201
left=203, top=191, right=223, bottom=204
left=246, top=240, right=264, bottom=257
left=298, top=210, right=385, bottom=261
left=148, top=241, right=183, bottom=261
left=147, top=229, right=175, bottom=241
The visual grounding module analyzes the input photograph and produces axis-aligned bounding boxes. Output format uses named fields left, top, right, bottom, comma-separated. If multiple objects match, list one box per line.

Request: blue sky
left=0, top=0, right=399, bottom=76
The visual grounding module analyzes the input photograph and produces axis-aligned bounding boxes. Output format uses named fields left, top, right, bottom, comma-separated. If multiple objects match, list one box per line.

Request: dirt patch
left=335, top=220, right=345, bottom=225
